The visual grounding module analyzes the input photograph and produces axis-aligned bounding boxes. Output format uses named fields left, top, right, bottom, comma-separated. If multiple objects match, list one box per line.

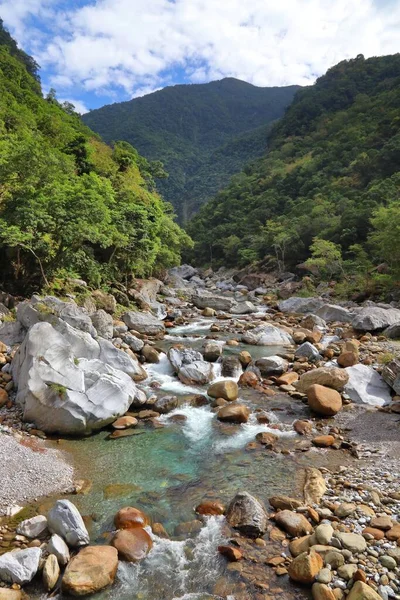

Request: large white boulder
left=241, top=325, right=293, bottom=346
left=352, top=307, right=400, bottom=332
left=178, top=361, right=213, bottom=385
left=316, top=304, right=353, bottom=323
left=12, top=322, right=140, bottom=434
left=345, top=364, right=392, bottom=406
left=48, top=500, right=89, bottom=547
left=0, top=548, right=41, bottom=584
left=278, top=297, right=325, bottom=314
left=192, top=292, right=235, bottom=312
left=122, top=311, right=165, bottom=334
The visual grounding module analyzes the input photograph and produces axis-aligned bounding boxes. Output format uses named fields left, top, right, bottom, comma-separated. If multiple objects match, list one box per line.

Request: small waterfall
left=145, top=353, right=205, bottom=395
left=160, top=405, right=215, bottom=444
left=214, top=413, right=296, bottom=453
left=169, top=320, right=214, bottom=335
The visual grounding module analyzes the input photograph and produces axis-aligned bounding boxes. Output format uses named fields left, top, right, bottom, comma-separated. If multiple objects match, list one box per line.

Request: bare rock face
left=226, top=491, right=268, bottom=538
left=0, top=548, right=41, bottom=585
left=344, top=364, right=391, bottom=406
left=62, top=546, right=118, bottom=596
left=122, top=311, right=165, bottom=335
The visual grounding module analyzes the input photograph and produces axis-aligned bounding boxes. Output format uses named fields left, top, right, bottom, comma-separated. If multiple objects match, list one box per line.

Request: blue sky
left=1, top=0, right=399, bottom=114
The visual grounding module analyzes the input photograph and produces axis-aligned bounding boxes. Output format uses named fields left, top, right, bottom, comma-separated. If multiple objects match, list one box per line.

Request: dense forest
left=0, top=21, right=191, bottom=292
left=188, top=54, right=400, bottom=291
left=83, top=79, right=300, bottom=222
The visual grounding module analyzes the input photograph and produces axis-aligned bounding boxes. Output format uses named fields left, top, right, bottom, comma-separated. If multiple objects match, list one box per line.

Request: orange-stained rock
left=217, top=404, right=250, bottom=424
left=275, top=510, right=313, bottom=537
left=289, top=535, right=312, bottom=557
left=218, top=545, right=243, bottom=561
left=238, top=371, right=259, bottom=388
left=370, top=516, right=393, bottom=531
left=112, top=416, right=138, bottom=429
left=288, top=550, right=323, bottom=584
left=386, top=524, right=400, bottom=541
left=362, top=527, right=385, bottom=540
left=111, top=528, right=153, bottom=562
left=207, top=380, right=238, bottom=401
left=256, top=432, right=278, bottom=447
left=337, top=351, right=358, bottom=368
left=62, top=546, right=118, bottom=596
left=276, top=372, right=299, bottom=386
left=294, top=420, right=313, bottom=435
left=312, top=435, right=336, bottom=447
left=347, top=581, right=381, bottom=600
left=353, top=569, right=367, bottom=583
left=114, top=507, right=149, bottom=530
left=151, top=523, right=169, bottom=538
left=312, top=583, right=336, bottom=600
left=307, top=384, right=342, bottom=416
left=0, top=388, right=8, bottom=407
left=195, top=500, right=225, bottom=516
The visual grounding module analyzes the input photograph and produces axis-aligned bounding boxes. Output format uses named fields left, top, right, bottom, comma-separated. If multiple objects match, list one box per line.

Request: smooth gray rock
left=230, top=301, right=257, bottom=314
left=382, top=359, right=400, bottom=395
left=254, top=355, right=288, bottom=377
left=123, top=333, right=144, bottom=352
left=0, top=547, right=41, bottom=584
left=278, top=297, right=325, bottom=314
left=316, top=304, right=353, bottom=323
left=47, top=533, right=70, bottom=565
left=384, top=323, right=400, bottom=339
left=203, top=340, right=223, bottom=362
left=90, top=309, right=113, bottom=339
left=168, top=347, right=203, bottom=372
left=345, top=364, right=392, bottom=406
left=169, top=264, right=197, bottom=280
left=221, top=355, right=242, bottom=378
left=192, top=292, right=235, bottom=312
left=16, top=515, right=47, bottom=539
left=153, top=395, right=179, bottom=414
left=0, top=321, right=25, bottom=346
left=352, top=306, right=400, bottom=331
left=17, top=296, right=97, bottom=337
left=241, top=325, right=293, bottom=346
left=226, top=491, right=268, bottom=538
left=122, top=311, right=165, bottom=335
left=98, top=339, right=147, bottom=381
left=178, top=361, right=213, bottom=385
left=295, top=341, right=321, bottom=362
left=48, top=500, right=89, bottom=547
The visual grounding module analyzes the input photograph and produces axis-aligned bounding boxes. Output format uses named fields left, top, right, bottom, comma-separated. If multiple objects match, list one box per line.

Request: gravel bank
left=0, top=431, right=74, bottom=514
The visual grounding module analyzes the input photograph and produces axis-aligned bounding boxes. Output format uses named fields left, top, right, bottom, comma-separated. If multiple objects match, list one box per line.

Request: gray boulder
left=278, top=297, right=325, bottom=314
left=17, top=296, right=97, bottom=337
left=382, top=359, right=400, bottom=395
left=168, top=347, right=203, bottom=373
left=226, top=491, right=268, bottom=538
left=0, top=321, right=25, bottom=346
left=48, top=500, right=89, bottom=547
left=230, top=301, right=257, bottom=315
left=178, top=361, right=213, bottom=385
left=16, top=515, right=47, bottom=539
left=383, top=323, right=400, bottom=339
left=90, top=310, right=113, bottom=339
left=344, top=364, right=392, bottom=406
left=254, top=355, right=288, bottom=377
left=221, top=356, right=242, bottom=378
left=47, top=534, right=70, bottom=565
left=153, top=395, right=179, bottom=414
left=122, top=311, right=165, bottom=335
left=169, top=264, right=197, bottom=280
left=98, top=339, right=147, bottom=381
left=192, top=292, right=234, bottom=312
left=203, top=340, right=223, bottom=362
left=295, top=342, right=321, bottom=362
left=241, top=325, right=293, bottom=347
left=316, top=304, right=353, bottom=323
left=352, top=307, right=400, bottom=331
left=0, top=548, right=41, bottom=584
left=123, top=333, right=144, bottom=352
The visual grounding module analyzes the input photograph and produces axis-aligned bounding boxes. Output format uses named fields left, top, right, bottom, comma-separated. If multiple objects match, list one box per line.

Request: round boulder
left=307, top=384, right=342, bottom=416
left=114, top=507, right=150, bottom=530
left=208, top=380, right=239, bottom=402
left=62, top=546, right=118, bottom=596
left=111, top=528, right=153, bottom=562
left=217, top=404, right=250, bottom=423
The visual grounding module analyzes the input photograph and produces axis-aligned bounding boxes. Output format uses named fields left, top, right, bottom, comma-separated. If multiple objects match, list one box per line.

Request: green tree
left=305, top=238, right=344, bottom=280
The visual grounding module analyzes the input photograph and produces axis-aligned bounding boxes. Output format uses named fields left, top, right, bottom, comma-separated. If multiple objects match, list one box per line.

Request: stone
left=170, top=264, right=197, bottom=280
left=337, top=351, right=358, bottom=367
left=302, top=314, right=327, bottom=330
left=167, top=347, right=203, bottom=372
left=192, top=292, right=235, bottom=312
left=362, top=527, right=384, bottom=540
left=352, top=307, right=400, bottom=332
left=0, top=591, right=22, bottom=600
left=0, top=547, right=41, bottom=584
left=226, top=491, right=268, bottom=537
left=221, top=356, right=242, bottom=378
left=386, top=524, right=400, bottom=540
left=347, top=581, right=381, bottom=600
left=307, top=384, right=342, bottom=416
left=335, top=503, right=356, bottom=518
left=304, top=468, right=327, bottom=505
left=217, top=404, right=250, bottom=424
left=241, top=325, right=293, bottom=347
left=315, top=523, right=333, bottom=545
left=289, top=535, right=312, bottom=557
left=47, top=533, right=70, bottom=565
left=312, top=435, right=335, bottom=447
left=288, top=550, right=323, bottom=584
left=316, top=305, right=353, bottom=323
left=218, top=546, right=243, bottom=561
left=153, top=395, right=179, bottom=414
left=382, top=359, right=400, bottom=395
left=122, top=311, right=165, bottom=335
left=338, top=564, right=358, bottom=580
left=269, top=496, right=303, bottom=511
left=312, top=583, right=336, bottom=600
left=238, top=351, right=252, bottom=366
left=112, top=416, right=138, bottom=429
left=114, top=507, right=149, bottom=530
left=43, top=554, right=60, bottom=591
left=256, top=432, right=278, bottom=447
left=276, top=372, right=299, bottom=385
left=152, top=523, right=169, bottom=538
left=238, top=371, right=259, bottom=387
left=207, top=380, right=239, bottom=402
left=275, top=510, right=313, bottom=537
left=279, top=297, right=325, bottom=314
left=111, top=528, right=152, bottom=562
left=123, top=333, right=144, bottom=352
left=0, top=321, right=25, bottom=346
left=370, top=516, right=393, bottom=530
left=379, top=555, right=397, bottom=569
left=16, top=515, right=48, bottom=539
left=90, top=310, right=113, bottom=339
left=295, top=367, right=349, bottom=393
left=195, top=501, right=225, bottom=516
left=231, top=300, right=257, bottom=314
left=92, top=290, right=117, bottom=313
left=203, top=341, right=223, bottom=362
left=294, top=420, right=313, bottom=435
left=62, top=545, right=118, bottom=596
left=316, top=568, right=332, bottom=584
left=141, top=344, right=160, bottom=364
left=48, top=500, right=90, bottom=547
left=335, top=532, right=366, bottom=553
left=325, top=551, right=345, bottom=569
left=344, top=364, right=391, bottom=407
left=255, top=355, right=288, bottom=377
left=178, top=361, right=213, bottom=385
left=295, top=342, right=321, bottom=362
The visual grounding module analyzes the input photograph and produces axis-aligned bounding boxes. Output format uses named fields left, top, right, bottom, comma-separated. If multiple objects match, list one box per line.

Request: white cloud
left=58, top=98, right=89, bottom=114
left=2, top=0, right=400, bottom=102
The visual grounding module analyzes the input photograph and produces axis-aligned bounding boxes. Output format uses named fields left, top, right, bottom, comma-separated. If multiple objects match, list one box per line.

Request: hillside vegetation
left=83, top=79, right=300, bottom=222
left=0, top=21, right=191, bottom=292
left=188, top=54, right=400, bottom=292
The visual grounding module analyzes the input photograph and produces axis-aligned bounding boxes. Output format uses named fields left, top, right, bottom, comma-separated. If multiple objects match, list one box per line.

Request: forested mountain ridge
left=0, top=21, right=191, bottom=292
left=188, top=54, right=400, bottom=288
left=83, top=79, right=300, bottom=221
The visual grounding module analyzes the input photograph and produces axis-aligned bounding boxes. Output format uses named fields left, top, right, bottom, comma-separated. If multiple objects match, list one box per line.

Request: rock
left=122, top=311, right=165, bottom=335
left=347, top=581, right=381, bottom=600
left=90, top=310, right=113, bottom=339
left=312, top=583, right=336, bottom=600
left=386, top=524, right=400, bottom=540
left=269, top=496, right=303, bottom=511
left=226, top=491, right=268, bottom=537
left=370, top=516, right=393, bottom=530
left=217, top=404, right=250, bottom=423
left=195, top=501, right=225, bottom=516
left=218, top=546, right=243, bottom=561
left=335, top=532, right=366, bottom=553
left=382, top=359, right=400, bottom=395
left=275, top=510, right=313, bottom=537
left=304, top=468, right=326, bottom=505
left=338, top=564, right=358, bottom=580
left=221, top=356, right=242, bottom=378
left=288, top=550, right=323, bottom=584
left=380, top=555, right=397, bottom=569
left=153, top=395, right=179, bottom=414
left=337, top=351, right=358, bottom=367
left=276, top=372, right=299, bottom=385
left=203, top=341, right=223, bottom=362
left=43, top=554, right=60, bottom=591
left=92, top=290, right=117, bottom=313
left=294, top=420, right=313, bottom=435
left=316, top=568, right=332, bottom=584
left=178, top=361, right=213, bottom=385
left=316, top=305, right=353, bottom=323
left=289, top=535, right=312, bottom=557
left=307, top=384, right=342, bottom=416
left=362, top=527, right=384, bottom=540
left=141, top=344, right=160, bottom=364
left=238, top=350, right=252, bottom=366
left=231, top=300, right=257, bottom=314
left=112, top=416, right=138, bottom=429
left=295, top=367, right=349, bottom=393
left=335, top=503, right=356, bottom=518
left=295, top=342, right=321, bottom=362
left=202, top=307, right=215, bottom=317
left=170, top=264, right=197, bottom=280
left=352, top=306, right=400, bottom=331
left=111, top=528, right=153, bottom=562
left=0, top=321, right=25, bottom=346
left=207, top=380, right=239, bottom=402
left=12, top=322, right=143, bottom=434
left=314, top=436, right=335, bottom=449
left=315, top=523, right=333, bottom=545
left=16, top=515, right=48, bottom=539
left=242, top=325, right=293, bottom=346
left=302, top=314, right=327, bottom=330
left=47, top=533, right=70, bottom=565
left=279, top=297, right=325, bottom=314
left=48, top=500, right=90, bottom=547
left=325, top=550, right=345, bottom=569
left=168, top=347, right=203, bottom=372
left=256, top=432, right=278, bottom=447
left=18, top=296, right=97, bottom=336
left=114, top=507, right=149, bottom=530
left=0, top=547, right=41, bottom=584
left=344, top=364, right=391, bottom=406
left=383, top=323, right=400, bottom=339
left=238, top=371, right=259, bottom=387
left=123, top=333, right=144, bottom=352
left=0, top=591, right=23, bottom=600
left=255, top=355, right=288, bottom=377
left=62, top=545, right=118, bottom=596
left=192, top=292, right=235, bottom=312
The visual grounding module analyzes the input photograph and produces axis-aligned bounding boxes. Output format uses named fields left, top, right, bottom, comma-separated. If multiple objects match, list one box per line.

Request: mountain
left=82, top=78, right=300, bottom=222
left=0, top=21, right=191, bottom=293
left=187, top=54, right=400, bottom=282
